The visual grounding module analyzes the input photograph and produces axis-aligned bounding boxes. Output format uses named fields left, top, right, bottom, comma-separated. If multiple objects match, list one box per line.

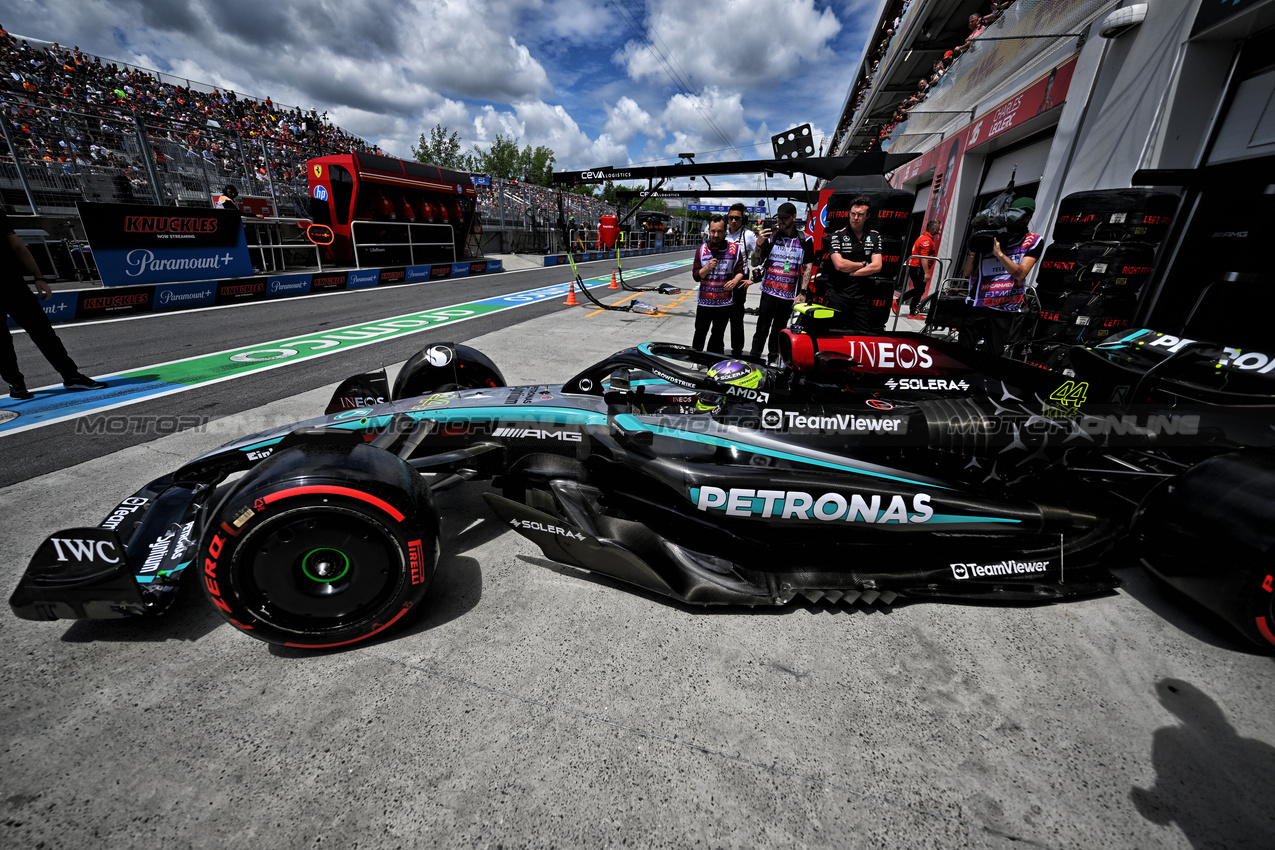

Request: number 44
left=1049, top=380, right=1089, bottom=407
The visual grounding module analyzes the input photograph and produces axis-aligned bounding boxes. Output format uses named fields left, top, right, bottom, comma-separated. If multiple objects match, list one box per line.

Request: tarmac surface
left=1, top=256, right=1272, bottom=849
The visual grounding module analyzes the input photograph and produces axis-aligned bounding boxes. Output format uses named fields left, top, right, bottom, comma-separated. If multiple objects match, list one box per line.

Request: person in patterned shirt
left=691, top=215, right=745, bottom=353
left=959, top=196, right=1042, bottom=356
left=750, top=202, right=813, bottom=364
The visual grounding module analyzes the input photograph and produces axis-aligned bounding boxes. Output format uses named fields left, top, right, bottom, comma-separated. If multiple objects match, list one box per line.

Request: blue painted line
left=0, top=377, right=183, bottom=434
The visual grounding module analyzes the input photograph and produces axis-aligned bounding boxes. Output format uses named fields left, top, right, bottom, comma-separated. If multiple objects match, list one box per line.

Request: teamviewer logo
left=761, top=408, right=783, bottom=429
left=950, top=563, right=970, bottom=580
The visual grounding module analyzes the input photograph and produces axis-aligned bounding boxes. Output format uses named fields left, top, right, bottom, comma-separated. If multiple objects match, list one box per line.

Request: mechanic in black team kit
left=750, top=202, right=814, bottom=364
left=1, top=210, right=106, bottom=400
left=823, top=196, right=883, bottom=332
left=691, top=214, right=746, bottom=354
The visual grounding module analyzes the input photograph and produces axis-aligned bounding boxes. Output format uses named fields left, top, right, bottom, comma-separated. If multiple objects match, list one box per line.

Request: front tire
left=198, top=444, right=440, bottom=647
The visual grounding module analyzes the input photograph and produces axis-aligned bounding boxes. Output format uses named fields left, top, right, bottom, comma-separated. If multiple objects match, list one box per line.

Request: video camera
left=968, top=189, right=1031, bottom=253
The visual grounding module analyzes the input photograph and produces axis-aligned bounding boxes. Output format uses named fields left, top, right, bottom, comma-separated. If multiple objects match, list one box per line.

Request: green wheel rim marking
left=301, top=547, right=351, bottom=582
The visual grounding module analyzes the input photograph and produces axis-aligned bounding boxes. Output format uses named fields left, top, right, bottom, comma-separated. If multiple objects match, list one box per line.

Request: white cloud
left=614, top=0, right=841, bottom=89
left=604, top=97, right=661, bottom=145
left=475, top=102, right=629, bottom=169
left=658, top=87, right=750, bottom=157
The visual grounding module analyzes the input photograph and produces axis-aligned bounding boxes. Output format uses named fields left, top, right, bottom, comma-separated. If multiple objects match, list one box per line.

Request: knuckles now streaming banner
left=78, top=202, right=255, bottom=287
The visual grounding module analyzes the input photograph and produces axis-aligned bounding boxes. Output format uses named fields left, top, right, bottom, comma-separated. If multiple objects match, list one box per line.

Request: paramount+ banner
left=78, top=202, right=255, bottom=287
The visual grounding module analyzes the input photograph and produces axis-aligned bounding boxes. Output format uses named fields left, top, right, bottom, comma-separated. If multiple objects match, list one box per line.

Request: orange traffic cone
left=564, top=281, right=579, bottom=306
left=609, top=272, right=619, bottom=289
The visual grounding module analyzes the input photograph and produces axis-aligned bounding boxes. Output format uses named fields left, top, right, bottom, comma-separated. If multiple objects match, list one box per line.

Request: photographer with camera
left=750, top=202, right=814, bottom=365
left=824, top=196, right=883, bottom=332
left=724, top=203, right=758, bottom=358
left=959, top=196, right=1043, bottom=356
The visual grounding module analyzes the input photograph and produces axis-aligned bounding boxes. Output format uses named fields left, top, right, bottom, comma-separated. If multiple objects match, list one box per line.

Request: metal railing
left=350, top=221, right=455, bottom=268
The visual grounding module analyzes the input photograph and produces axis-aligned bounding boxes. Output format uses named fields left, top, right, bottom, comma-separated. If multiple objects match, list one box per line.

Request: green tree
left=600, top=180, right=618, bottom=205
left=472, top=133, right=522, bottom=180
left=471, top=134, right=557, bottom=185
left=412, top=124, right=473, bottom=170
left=517, top=144, right=556, bottom=186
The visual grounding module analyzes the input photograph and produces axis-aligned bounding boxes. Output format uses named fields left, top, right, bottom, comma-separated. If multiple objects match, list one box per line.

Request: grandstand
left=0, top=32, right=384, bottom=218
left=0, top=30, right=655, bottom=259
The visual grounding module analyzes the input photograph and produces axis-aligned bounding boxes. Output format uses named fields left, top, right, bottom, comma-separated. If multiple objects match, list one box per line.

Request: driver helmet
left=706, top=358, right=765, bottom=389
left=696, top=359, right=764, bottom=412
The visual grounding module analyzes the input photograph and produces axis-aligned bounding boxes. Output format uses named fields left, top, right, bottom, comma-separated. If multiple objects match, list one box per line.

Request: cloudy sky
left=4, top=0, right=880, bottom=197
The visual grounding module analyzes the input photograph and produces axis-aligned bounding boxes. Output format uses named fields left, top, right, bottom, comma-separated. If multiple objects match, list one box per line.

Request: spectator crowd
left=831, top=0, right=1015, bottom=154
left=0, top=27, right=378, bottom=212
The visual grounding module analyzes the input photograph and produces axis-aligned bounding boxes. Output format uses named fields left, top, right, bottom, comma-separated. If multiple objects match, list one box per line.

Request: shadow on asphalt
left=1130, top=678, right=1275, bottom=848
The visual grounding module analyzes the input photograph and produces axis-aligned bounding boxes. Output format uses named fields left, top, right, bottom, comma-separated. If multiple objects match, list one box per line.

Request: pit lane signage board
left=78, top=202, right=255, bottom=287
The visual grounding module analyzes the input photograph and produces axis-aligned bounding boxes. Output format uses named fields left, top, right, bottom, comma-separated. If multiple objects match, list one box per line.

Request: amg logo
left=493, top=427, right=582, bottom=442
left=509, top=518, right=586, bottom=540
left=950, top=560, right=1048, bottom=580
left=50, top=537, right=120, bottom=563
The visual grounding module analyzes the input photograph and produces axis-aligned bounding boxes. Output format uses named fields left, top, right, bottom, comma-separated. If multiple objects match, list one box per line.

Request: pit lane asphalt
left=1, top=261, right=1272, bottom=850
left=0, top=253, right=693, bottom=487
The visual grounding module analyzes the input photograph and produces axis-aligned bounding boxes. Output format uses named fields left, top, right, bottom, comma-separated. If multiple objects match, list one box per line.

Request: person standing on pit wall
left=691, top=214, right=745, bottom=354
left=823, top=196, right=883, bottom=332
left=959, top=197, right=1043, bottom=356
left=901, top=219, right=940, bottom=317
left=2, top=210, right=107, bottom=399
left=724, top=203, right=757, bottom=357
left=750, top=202, right=814, bottom=365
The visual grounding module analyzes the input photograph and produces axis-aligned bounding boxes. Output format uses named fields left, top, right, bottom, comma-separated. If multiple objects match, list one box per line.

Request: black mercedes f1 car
left=10, top=315, right=1275, bottom=651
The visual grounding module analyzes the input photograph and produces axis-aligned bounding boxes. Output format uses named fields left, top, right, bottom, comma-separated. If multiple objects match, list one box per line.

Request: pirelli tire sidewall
left=198, top=443, right=440, bottom=648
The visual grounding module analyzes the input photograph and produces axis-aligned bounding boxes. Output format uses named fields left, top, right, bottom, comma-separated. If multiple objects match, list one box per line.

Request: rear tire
left=198, top=444, right=440, bottom=648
